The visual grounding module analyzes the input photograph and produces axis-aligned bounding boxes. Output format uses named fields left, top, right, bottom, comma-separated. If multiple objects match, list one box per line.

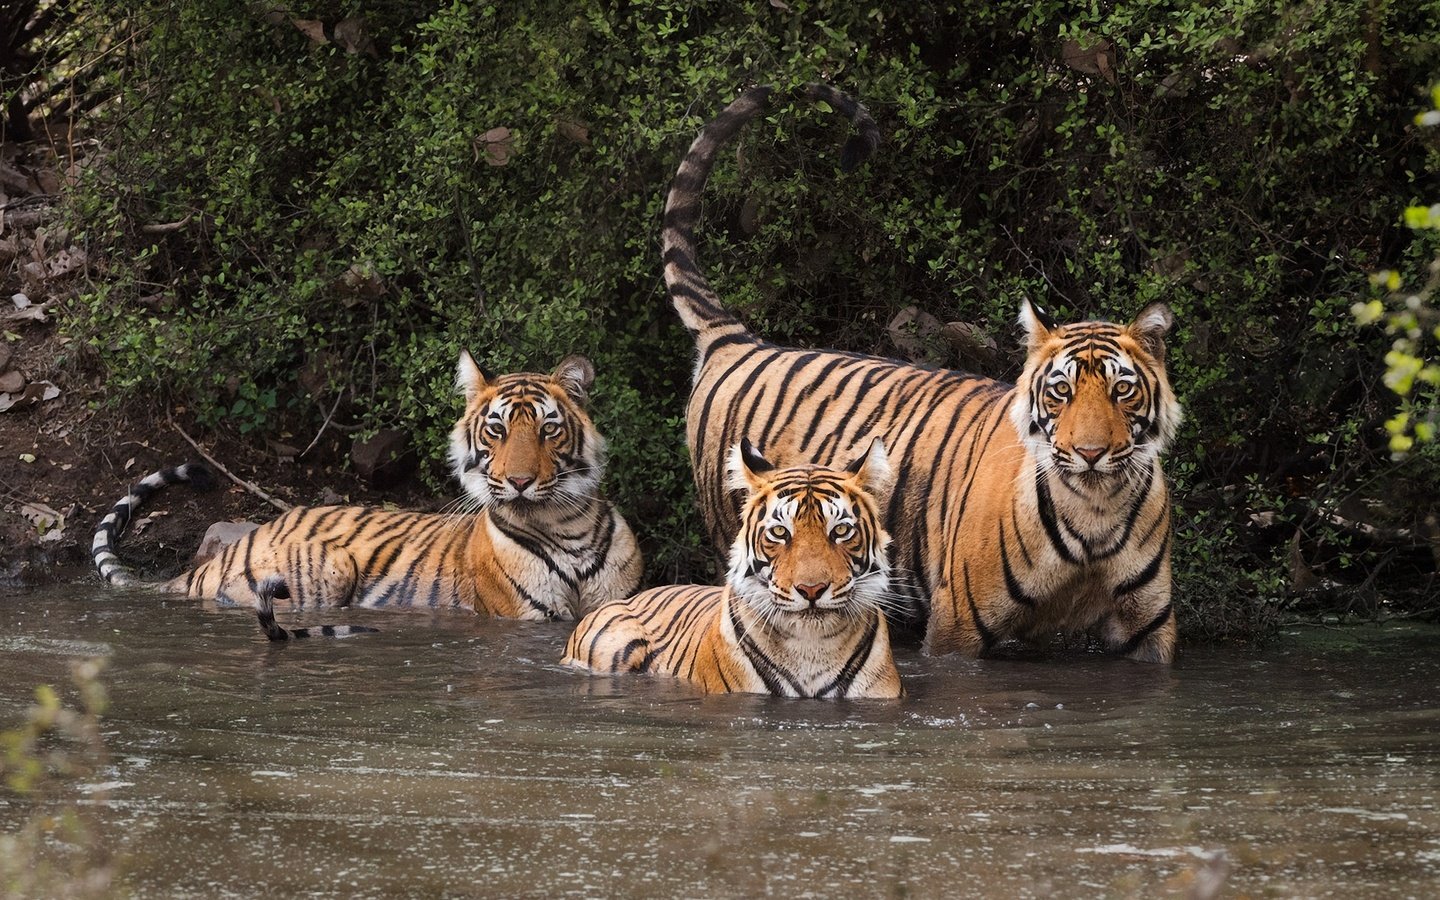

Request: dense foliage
left=0, top=1, right=123, bottom=141
left=57, top=1, right=1440, bottom=634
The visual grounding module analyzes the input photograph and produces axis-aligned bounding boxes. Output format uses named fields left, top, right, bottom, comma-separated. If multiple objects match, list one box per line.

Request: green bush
left=63, top=1, right=1440, bottom=629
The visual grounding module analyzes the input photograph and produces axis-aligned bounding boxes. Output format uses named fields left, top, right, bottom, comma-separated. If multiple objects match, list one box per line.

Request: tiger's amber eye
left=1114, top=381, right=1134, bottom=398
left=765, top=524, right=791, bottom=543
left=484, top=422, right=506, bottom=439
left=540, top=422, right=562, bottom=439
left=831, top=522, right=855, bottom=541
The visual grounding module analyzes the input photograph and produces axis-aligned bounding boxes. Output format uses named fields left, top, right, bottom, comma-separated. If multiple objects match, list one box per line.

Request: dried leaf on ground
left=267, top=439, right=300, bottom=460
left=130, top=510, right=168, bottom=536
left=292, top=19, right=327, bottom=43
left=475, top=127, right=514, bottom=166
left=1061, top=37, right=1117, bottom=85
left=0, top=380, right=60, bottom=412
left=331, top=18, right=377, bottom=56
left=887, top=306, right=945, bottom=363
left=2, top=303, right=49, bottom=323
left=336, top=261, right=386, bottom=304
left=20, top=501, right=64, bottom=533
left=555, top=118, right=590, bottom=144
left=42, top=246, right=88, bottom=279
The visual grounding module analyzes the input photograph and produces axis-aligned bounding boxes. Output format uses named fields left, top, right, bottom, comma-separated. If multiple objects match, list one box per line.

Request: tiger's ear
left=551, top=355, right=595, bottom=402
left=1128, top=302, right=1174, bottom=364
left=845, top=438, right=894, bottom=509
left=726, top=438, right=775, bottom=494
left=1018, top=297, right=1057, bottom=351
left=456, top=350, right=491, bottom=402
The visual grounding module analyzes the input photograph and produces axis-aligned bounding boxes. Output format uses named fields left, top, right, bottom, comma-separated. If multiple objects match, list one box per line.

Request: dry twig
left=140, top=213, right=194, bottom=234
left=168, top=417, right=292, bottom=512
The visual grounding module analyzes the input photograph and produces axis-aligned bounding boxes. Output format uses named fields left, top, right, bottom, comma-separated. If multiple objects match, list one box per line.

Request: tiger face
left=726, top=438, right=893, bottom=630
left=449, top=353, right=605, bottom=509
left=1010, top=300, right=1182, bottom=488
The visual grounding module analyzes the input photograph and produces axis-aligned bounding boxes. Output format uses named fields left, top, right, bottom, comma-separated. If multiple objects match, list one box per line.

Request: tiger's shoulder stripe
left=816, top=612, right=882, bottom=699
left=728, top=602, right=803, bottom=697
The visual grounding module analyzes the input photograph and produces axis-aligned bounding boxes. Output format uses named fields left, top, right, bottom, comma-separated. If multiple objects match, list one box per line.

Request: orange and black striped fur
left=92, top=355, right=642, bottom=624
left=564, top=439, right=901, bottom=699
left=663, top=85, right=1182, bottom=662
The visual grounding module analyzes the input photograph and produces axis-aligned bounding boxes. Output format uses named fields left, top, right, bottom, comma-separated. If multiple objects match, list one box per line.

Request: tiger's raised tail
left=661, top=83, right=880, bottom=358
left=92, top=462, right=215, bottom=586
left=253, top=576, right=379, bottom=641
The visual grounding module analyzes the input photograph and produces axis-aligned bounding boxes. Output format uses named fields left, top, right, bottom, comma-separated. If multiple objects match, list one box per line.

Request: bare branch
left=168, top=417, right=292, bottom=513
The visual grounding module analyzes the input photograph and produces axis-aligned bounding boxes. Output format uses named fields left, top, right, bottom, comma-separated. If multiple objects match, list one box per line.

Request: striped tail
left=253, top=576, right=379, bottom=641
left=92, top=462, right=215, bottom=586
left=661, top=83, right=881, bottom=357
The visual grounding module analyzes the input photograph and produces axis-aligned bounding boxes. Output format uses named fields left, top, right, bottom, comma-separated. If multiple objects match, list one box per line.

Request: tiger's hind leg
left=924, top=573, right=1012, bottom=659
left=210, top=543, right=362, bottom=611
left=562, top=602, right=653, bottom=673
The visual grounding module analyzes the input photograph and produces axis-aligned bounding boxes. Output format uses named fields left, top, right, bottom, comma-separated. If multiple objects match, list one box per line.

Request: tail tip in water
left=253, top=575, right=379, bottom=641
left=254, top=576, right=291, bottom=641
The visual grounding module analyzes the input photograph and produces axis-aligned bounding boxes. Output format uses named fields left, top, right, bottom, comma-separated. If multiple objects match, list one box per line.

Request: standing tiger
left=92, top=354, right=643, bottom=622
left=662, top=84, right=1182, bottom=662
left=564, top=438, right=901, bottom=699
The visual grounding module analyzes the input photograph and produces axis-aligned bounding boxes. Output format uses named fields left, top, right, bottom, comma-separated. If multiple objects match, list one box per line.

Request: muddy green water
left=0, top=583, right=1437, bottom=898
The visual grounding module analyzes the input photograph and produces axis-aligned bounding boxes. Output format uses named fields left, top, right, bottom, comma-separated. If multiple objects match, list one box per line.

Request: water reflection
left=0, top=583, right=1436, bottom=896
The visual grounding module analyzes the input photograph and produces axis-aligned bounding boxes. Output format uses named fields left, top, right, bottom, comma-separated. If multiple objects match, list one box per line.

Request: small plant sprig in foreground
left=0, top=658, right=117, bottom=898
left=1353, top=85, right=1440, bottom=457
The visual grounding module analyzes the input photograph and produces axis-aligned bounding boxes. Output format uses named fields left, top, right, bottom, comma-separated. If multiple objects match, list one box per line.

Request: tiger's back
left=172, top=504, right=604, bottom=618
left=562, top=585, right=738, bottom=691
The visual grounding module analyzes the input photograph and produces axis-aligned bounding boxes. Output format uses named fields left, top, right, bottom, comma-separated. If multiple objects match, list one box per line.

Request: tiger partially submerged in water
left=92, top=354, right=642, bottom=627
left=662, top=84, right=1182, bottom=662
left=564, top=438, right=901, bottom=699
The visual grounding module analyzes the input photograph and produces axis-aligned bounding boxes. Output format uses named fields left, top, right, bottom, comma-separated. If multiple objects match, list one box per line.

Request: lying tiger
left=564, top=438, right=901, bottom=699
left=92, top=354, right=642, bottom=624
left=662, top=84, right=1182, bottom=662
